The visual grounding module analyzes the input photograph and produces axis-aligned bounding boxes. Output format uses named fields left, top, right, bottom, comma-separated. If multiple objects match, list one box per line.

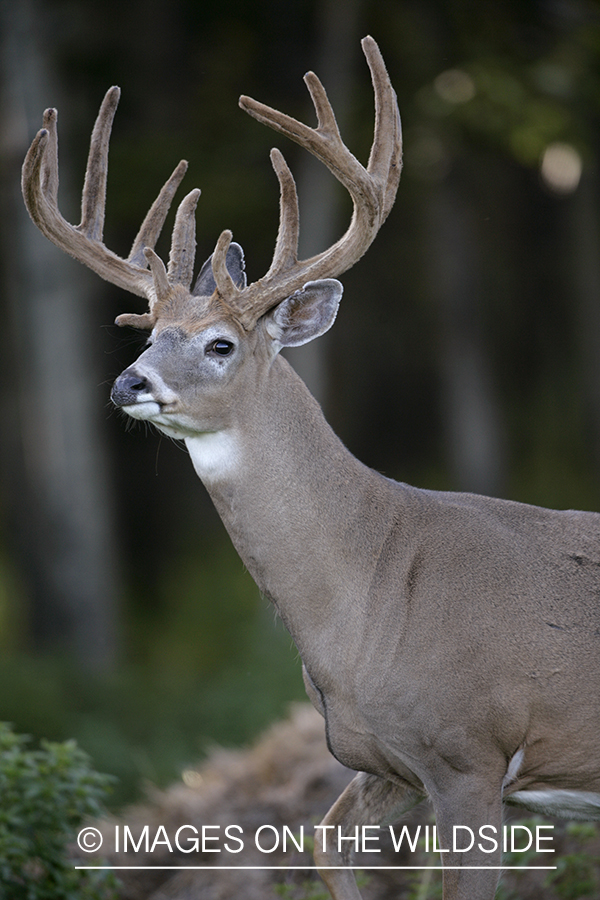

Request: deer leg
left=313, top=771, right=423, bottom=900
left=430, top=777, right=504, bottom=900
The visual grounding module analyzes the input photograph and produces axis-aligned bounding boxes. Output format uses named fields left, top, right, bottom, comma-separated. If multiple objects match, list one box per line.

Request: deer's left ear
left=265, top=279, right=343, bottom=348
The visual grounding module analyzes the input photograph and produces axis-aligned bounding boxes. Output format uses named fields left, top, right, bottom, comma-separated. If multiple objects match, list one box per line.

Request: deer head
left=21, top=37, right=401, bottom=442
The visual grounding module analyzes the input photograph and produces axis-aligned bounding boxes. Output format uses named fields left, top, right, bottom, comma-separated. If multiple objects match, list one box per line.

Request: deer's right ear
left=265, top=279, right=343, bottom=348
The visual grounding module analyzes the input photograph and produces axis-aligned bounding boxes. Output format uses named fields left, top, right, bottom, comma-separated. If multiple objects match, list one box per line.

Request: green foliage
left=545, top=822, right=600, bottom=900
left=0, top=531, right=306, bottom=807
left=406, top=864, right=443, bottom=900
left=0, top=723, right=117, bottom=899
left=417, top=57, right=579, bottom=167
left=0, top=594, right=305, bottom=806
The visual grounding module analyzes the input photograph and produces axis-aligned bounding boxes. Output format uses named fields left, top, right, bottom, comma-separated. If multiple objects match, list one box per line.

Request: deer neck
left=184, top=355, right=397, bottom=650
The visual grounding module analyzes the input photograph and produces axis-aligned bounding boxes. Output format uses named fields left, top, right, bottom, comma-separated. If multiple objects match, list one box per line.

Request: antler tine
left=362, top=36, right=403, bottom=221
left=235, top=35, right=401, bottom=328
left=79, top=86, right=120, bottom=242
left=265, top=148, right=300, bottom=277
left=211, top=229, right=241, bottom=302
left=40, top=107, right=59, bottom=203
left=167, top=188, right=201, bottom=288
left=22, top=111, right=64, bottom=243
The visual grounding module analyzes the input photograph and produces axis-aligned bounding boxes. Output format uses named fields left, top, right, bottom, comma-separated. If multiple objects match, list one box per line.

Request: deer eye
left=209, top=339, right=234, bottom=356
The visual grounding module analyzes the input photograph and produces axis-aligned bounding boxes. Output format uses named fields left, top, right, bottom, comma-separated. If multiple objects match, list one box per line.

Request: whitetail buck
left=22, top=36, right=600, bottom=900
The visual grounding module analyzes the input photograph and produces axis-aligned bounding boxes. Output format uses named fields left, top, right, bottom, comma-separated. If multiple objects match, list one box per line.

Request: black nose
left=111, top=370, right=151, bottom=407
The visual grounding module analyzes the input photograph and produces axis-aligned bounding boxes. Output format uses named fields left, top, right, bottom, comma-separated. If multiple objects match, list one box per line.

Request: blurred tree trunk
left=283, top=0, right=362, bottom=409
left=424, top=172, right=507, bottom=496
left=0, top=0, right=120, bottom=670
left=570, top=167, right=600, bottom=482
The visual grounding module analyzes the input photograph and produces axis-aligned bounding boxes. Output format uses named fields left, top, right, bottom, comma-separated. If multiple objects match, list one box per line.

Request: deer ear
left=265, top=279, right=343, bottom=348
left=193, top=241, right=247, bottom=296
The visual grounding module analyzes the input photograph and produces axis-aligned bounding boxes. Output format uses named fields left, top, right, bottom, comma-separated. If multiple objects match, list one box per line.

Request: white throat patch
left=185, top=432, right=240, bottom=484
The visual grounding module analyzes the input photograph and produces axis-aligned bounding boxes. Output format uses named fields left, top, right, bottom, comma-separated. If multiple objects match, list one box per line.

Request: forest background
left=0, top=0, right=599, bottom=805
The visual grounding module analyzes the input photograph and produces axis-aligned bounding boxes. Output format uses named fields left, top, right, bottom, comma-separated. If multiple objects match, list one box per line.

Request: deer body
left=143, top=346, right=600, bottom=800
left=22, top=37, right=600, bottom=900
left=120, top=327, right=600, bottom=896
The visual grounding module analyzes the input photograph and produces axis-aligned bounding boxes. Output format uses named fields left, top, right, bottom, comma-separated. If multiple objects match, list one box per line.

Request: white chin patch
left=122, top=403, right=193, bottom=439
left=185, top=432, right=240, bottom=484
left=121, top=401, right=162, bottom=421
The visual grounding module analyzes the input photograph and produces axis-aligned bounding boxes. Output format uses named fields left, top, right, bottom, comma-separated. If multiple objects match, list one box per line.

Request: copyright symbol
left=77, top=827, right=103, bottom=852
